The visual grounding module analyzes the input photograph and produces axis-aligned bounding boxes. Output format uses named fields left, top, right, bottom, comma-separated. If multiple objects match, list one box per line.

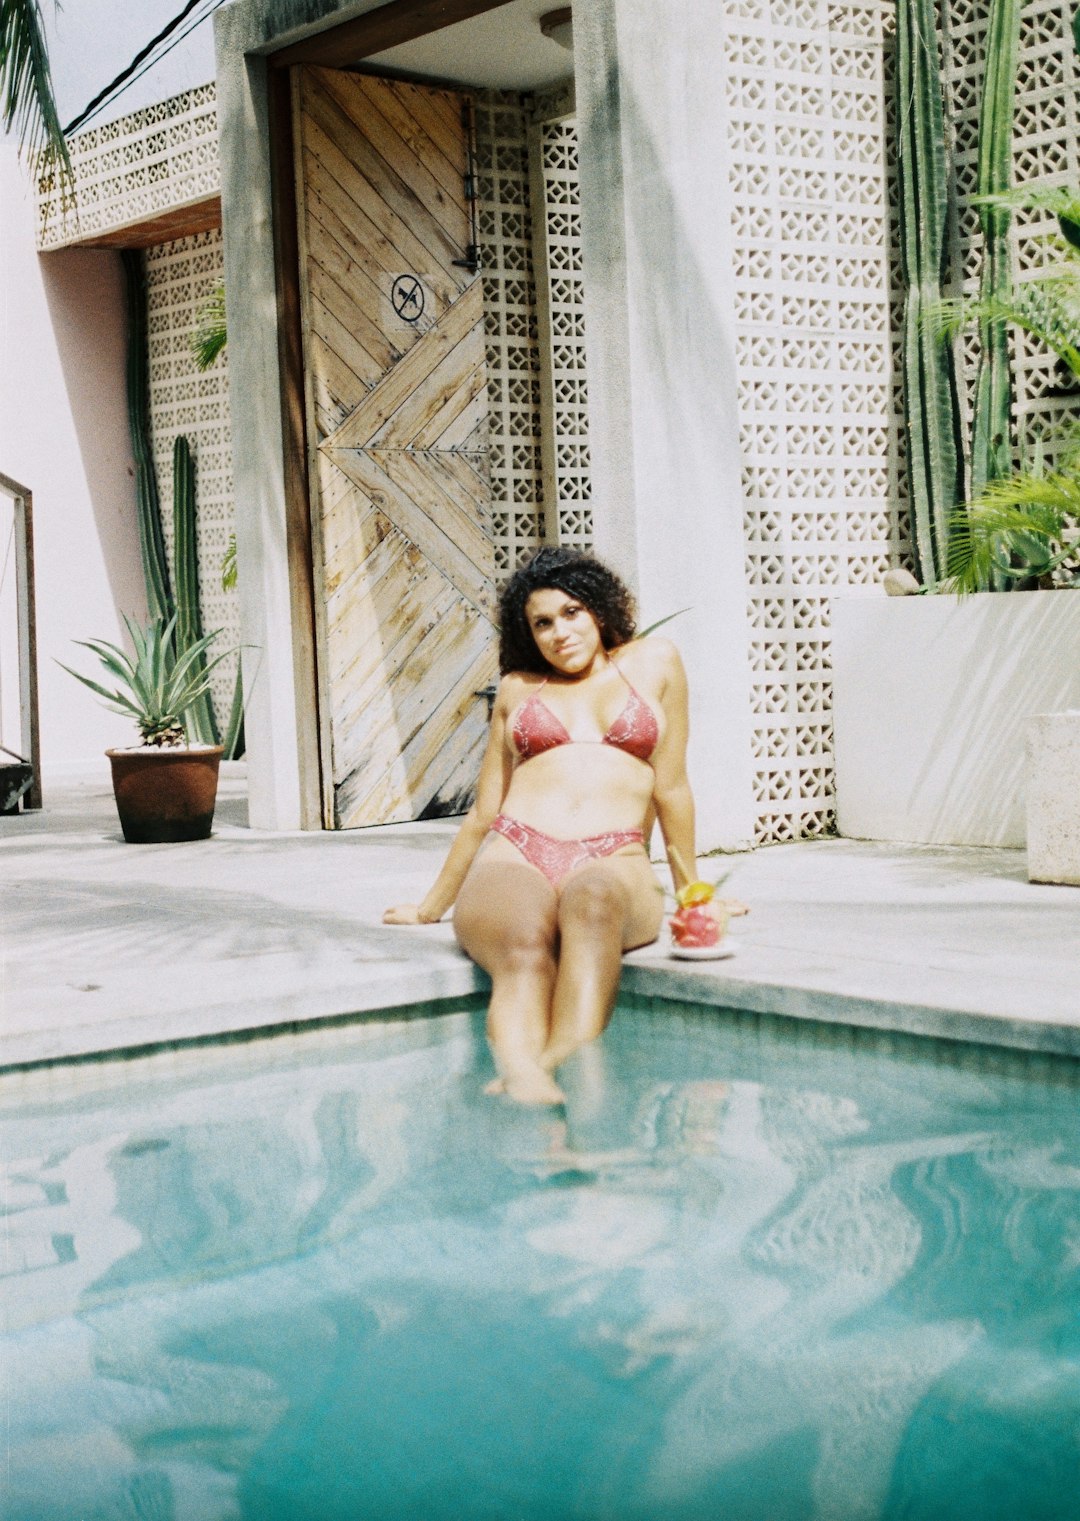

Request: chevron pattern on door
left=293, top=67, right=496, bottom=828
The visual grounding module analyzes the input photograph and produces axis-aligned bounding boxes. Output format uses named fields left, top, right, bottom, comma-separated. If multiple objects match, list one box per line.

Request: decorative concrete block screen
left=725, top=0, right=904, bottom=844
left=535, top=115, right=593, bottom=551
left=474, top=92, right=592, bottom=573
left=37, top=84, right=219, bottom=249
left=144, top=230, right=240, bottom=727
left=474, top=93, right=545, bottom=575
left=944, top=0, right=1080, bottom=466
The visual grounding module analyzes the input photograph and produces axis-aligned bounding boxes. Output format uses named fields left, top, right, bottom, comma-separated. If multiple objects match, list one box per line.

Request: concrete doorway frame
left=216, top=0, right=756, bottom=849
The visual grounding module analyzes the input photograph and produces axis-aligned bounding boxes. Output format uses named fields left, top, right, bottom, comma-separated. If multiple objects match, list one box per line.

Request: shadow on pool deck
left=2, top=770, right=1079, bottom=1068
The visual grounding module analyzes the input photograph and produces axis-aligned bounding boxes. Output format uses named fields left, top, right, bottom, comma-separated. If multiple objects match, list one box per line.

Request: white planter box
left=1026, top=711, right=1080, bottom=884
left=832, top=591, right=1080, bottom=847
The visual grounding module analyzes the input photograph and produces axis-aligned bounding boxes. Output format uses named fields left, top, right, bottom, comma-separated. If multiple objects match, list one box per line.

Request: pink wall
left=0, top=145, right=146, bottom=777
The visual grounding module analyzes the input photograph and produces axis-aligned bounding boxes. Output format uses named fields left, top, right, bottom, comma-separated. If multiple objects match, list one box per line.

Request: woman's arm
left=647, top=641, right=700, bottom=890
left=647, top=639, right=748, bottom=916
left=383, top=679, right=516, bottom=924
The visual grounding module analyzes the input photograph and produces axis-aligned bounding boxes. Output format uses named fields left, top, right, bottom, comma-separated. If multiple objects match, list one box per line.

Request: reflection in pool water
left=2, top=995, right=1078, bottom=1521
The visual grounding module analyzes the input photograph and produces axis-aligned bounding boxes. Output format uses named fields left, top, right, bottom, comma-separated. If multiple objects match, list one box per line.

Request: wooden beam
left=269, top=0, right=512, bottom=70
left=61, top=196, right=222, bottom=250
left=267, top=65, right=327, bottom=829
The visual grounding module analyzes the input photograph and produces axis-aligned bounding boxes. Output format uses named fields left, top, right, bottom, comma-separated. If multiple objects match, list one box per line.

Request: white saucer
left=668, top=938, right=738, bottom=961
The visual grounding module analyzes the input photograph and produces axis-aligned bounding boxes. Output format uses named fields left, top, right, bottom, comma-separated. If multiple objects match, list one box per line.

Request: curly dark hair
left=498, top=547, right=637, bottom=674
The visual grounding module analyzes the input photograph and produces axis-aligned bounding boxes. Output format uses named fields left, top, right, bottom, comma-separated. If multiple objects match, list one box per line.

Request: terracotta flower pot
left=106, top=745, right=224, bottom=843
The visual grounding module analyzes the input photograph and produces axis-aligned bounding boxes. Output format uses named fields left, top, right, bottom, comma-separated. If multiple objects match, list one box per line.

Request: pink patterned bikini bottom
left=489, top=814, right=646, bottom=888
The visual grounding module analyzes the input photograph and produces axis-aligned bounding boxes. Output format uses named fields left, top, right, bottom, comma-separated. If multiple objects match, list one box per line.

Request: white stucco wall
left=0, top=146, right=145, bottom=781
left=575, top=0, right=757, bottom=852
left=832, top=592, right=1080, bottom=847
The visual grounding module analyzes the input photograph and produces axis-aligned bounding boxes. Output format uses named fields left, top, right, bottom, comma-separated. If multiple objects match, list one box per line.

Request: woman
left=384, top=547, right=737, bottom=1105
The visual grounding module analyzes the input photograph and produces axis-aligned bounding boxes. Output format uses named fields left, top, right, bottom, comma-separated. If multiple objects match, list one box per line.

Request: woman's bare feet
left=484, top=1063, right=565, bottom=1105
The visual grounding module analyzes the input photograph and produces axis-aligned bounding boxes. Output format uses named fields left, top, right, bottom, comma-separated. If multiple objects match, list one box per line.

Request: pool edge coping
left=6, top=958, right=1079, bottom=1074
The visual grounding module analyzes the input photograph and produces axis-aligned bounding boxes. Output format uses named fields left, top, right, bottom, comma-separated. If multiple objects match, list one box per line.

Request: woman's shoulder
left=615, top=634, right=683, bottom=675
left=494, top=670, right=542, bottom=712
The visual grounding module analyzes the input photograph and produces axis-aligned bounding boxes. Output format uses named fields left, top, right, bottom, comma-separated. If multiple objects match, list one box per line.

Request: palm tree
left=1, top=0, right=71, bottom=182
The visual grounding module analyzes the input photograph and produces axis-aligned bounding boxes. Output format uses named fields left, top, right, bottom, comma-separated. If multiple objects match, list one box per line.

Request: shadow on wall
left=579, top=57, right=752, bottom=654
left=832, top=592, right=1080, bottom=847
left=41, top=245, right=146, bottom=624
left=908, top=596, right=1080, bottom=844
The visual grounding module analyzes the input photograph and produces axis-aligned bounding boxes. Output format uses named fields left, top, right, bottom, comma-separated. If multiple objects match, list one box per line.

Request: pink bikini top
left=511, top=664, right=660, bottom=764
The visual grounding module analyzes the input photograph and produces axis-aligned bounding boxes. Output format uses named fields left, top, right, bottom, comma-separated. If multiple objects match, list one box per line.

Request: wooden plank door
left=293, top=66, right=496, bottom=828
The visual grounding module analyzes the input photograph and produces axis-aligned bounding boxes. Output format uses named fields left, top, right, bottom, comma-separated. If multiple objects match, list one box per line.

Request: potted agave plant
left=61, top=614, right=233, bottom=842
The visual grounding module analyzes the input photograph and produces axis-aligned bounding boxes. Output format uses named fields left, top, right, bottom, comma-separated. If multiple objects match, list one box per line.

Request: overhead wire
left=64, top=0, right=230, bottom=137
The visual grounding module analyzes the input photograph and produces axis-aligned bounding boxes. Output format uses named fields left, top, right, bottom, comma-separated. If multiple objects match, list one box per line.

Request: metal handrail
left=0, top=472, right=42, bottom=809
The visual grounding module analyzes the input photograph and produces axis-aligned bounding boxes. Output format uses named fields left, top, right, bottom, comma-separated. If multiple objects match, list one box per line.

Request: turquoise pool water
left=2, top=996, right=1079, bottom=1521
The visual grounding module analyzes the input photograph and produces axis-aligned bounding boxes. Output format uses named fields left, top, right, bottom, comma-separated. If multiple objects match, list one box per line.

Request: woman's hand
left=382, top=904, right=440, bottom=925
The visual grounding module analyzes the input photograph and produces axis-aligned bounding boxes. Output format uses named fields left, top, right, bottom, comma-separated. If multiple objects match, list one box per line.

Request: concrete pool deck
left=2, top=769, right=1079, bottom=1070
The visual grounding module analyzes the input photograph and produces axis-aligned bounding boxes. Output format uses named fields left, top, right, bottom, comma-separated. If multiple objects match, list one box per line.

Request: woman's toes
left=483, top=1076, right=507, bottom=1095
left=503, top=1067, right=565, bottom=1106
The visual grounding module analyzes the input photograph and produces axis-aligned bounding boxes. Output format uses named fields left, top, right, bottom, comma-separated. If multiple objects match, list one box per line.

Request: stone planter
left=831, top=590, right=1080, bottom=847
left=1026, top=712, right=1080, bottom=885
left=106, top=745, right=224, bottom=843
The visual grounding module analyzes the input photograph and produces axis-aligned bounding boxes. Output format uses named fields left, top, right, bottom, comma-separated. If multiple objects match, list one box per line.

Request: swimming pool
left=2, top=995, right=1078, bottom=1521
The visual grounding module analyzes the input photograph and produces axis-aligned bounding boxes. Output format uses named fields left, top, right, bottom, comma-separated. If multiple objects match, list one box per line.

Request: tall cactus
left=172, top=436, right=219, bottom=744
left=969, top=0, right=1022, bottom=511
left=122, top=249, right=172, bottom=622
left=896, top=0, right=964, bottom=584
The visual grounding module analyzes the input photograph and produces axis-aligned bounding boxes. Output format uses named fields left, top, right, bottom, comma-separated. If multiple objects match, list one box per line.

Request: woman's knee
left=558, top=871, right=628, bottom=933
left=500, top=925, right=557, bottom=975
left=455, top=903, right=557, bottom=975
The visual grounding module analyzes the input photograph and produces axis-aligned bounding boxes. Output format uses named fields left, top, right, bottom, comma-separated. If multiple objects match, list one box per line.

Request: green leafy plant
left=934, top=186, right=1080, bottom=594
left=969, top=0, right=1023, bottom=507
left=123, top=250, right=172, bottom=624
left=2, top=0, right=72, bottom=192
left=934, top=188, right=1080, bottom=384
left=190, top=282, right=227, bottom=371
left=945, top=471, right=1080, bottom=592
left=173, top=435, right=220, bottom=744
left=221, top=531, right=237, bottom=592
left=59, top=614, right=234, bottom=748
left=188, top=284, right=245, bottom=756
left=636, top=607, right=690, bottom=639
left=895, top=0, right=964, bottom=584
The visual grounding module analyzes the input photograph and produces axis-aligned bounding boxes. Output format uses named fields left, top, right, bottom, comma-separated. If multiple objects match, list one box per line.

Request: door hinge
left=453, top=244, right=481, bottom=273
left=458, top=96, right=482, bottom=275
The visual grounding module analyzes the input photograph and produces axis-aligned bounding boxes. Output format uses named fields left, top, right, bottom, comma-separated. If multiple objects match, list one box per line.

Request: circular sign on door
left=390, top=274, right=426, bottom=325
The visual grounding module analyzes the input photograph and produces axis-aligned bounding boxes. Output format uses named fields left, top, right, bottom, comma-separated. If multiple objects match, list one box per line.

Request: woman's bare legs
left=453, top=848, right=564, bottom=1104
left=541, top=854, right=663, bottom=1074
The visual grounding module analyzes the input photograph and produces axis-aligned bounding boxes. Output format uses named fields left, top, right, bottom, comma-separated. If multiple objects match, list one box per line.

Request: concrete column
left=575, top=0, right=756, bottom=852
left=215, top=7, right=314, bottom=831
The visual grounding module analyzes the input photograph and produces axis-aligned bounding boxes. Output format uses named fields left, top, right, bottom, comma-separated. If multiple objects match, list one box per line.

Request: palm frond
left=1, top=0, right=72, bottom=184
left=221, top=532, right=237, bottom=592
left=973, top=184, right=1080, bottom=237
left=190, top=283, right=227, bottom=371
left=637, top=608, right=691, bottom=639
left=974, top=470, right=1080, bottom=518
left=945, top=472, right=1080, bottom=593
left=927, top=277, right=1080, bottom=378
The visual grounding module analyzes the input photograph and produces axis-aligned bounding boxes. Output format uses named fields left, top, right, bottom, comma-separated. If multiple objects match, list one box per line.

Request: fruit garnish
left=676, top=880, right=715, bottom=907
left=670, top=903, right=722, bottom=948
